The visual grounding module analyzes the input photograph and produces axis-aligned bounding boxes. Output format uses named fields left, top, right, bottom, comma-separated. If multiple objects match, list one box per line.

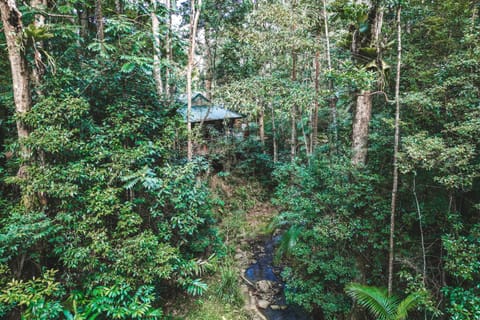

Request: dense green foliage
left=1, top=0, right=479, bottom=319
left=212, top=0, right=480, bottom=319
left=0, top=0, right=221, bottom=318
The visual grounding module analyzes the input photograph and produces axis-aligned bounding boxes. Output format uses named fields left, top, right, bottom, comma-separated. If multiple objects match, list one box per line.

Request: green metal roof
left=177, top=93, right=243, bottom=123
left=178, top=105, right=243, bottom=123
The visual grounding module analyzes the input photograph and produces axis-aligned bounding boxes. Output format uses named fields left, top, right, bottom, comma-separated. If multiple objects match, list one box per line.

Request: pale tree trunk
left=374, top=6, right=384, bottom=84
left=0, top=0, right=33, bottom=204
left=95, top=0, right=104, bottom=42
left=0, top=0, right=31, bottom=146
left=115, top=0, right=123, bottom=14
left=165, top=0, right=172, bottom=98
left=79, top=5, right=88, bottom=42
left=312, top=50, right=320, bottom=150
left=322, top=0, right=337, bottom=150
left=271, top=103, right=278, bottom=163
left=352, top=92, right=372, bottom=165
left=290, top=0, right=297, bottom=163
left=30, top=0, right=46, bottom=96
left=290, top=51, right=297, bottom=163
left=413, top=173, right=427, bottom=286
left=301, top=106, right=311, bottom=161
left=259, top=105, right=265, bottom=145
left=187, top=0, right=202, bottom=161
left=472, top=4, right=478, bottom=31
left=388, top=4, right=402, bottom=296
left=152, top=0, right=164, bottom=97
left=30, top=0, right=48, bottom=206
left=351, top=5, right=383, bottom=166
left=204, top=27, right=214, bottom=100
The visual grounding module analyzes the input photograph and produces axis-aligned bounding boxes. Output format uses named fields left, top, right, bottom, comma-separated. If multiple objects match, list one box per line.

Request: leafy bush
left=271, top=155, right=390, bottom=318
left=0, top=91, right=222, bottom=317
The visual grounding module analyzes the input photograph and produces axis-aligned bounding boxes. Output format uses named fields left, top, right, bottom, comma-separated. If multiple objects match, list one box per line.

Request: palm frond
left=345, top=283, right=396, bottom=320
left=396, top=292, right=421, bottom=320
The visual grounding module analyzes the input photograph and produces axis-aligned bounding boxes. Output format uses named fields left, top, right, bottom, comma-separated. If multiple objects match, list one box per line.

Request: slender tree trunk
left=30, top=0, right=46, bottom=96
left=152, top=0, right=164, bottom=97
left=413, top=172, right=427, bottom=285
left=95, top=0, right=104, bottom=42
left=301, top=109, right=310, bottom=161
left=30, top=0, right=48, bottom=206
left=204, top=27, right=214, bottom=100
left=79, top=5, right=88, bottom=42
left=388, top=4, right=402, bottom=296
left=165, top=0, right=172, bottom=98
left=187, top=0, right=202, bottom=161
left=322, top=0, right=337, bottom=150
left=271, top=103, right=278, bottom=163
left=115, top=0, right=123, bottom=14
left=290, top=51, right=297, bottom=163
left=472, top=4, right=478, bottom=31
left=259, top=105, right=265, bottom=145
left=290, top=0, right=297, bottom=163
left=374, top=6, right=384, bottom=87
left=312, top=49, right=320, bottom=150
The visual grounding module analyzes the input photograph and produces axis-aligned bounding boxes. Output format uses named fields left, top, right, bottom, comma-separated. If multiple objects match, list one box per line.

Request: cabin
left=177, top=93, right=244, bottom=155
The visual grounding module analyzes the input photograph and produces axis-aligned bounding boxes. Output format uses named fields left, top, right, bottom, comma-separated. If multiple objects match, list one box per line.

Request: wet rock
left=257, top=299, right=270, bottom=309
left=271, top=304, right=288, bottom=310
left=256, top=280, right=275, bottom=293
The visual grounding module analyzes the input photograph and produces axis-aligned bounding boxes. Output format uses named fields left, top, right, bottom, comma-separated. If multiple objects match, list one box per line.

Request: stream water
left=245, top=236, right=312, bottom=320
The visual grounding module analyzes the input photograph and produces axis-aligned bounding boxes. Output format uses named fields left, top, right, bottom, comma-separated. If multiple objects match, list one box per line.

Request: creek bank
left=236, top=235, right=311, bottom=320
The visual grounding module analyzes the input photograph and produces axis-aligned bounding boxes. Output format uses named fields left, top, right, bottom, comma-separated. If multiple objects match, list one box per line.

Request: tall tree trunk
left=95, top=0, right=104, bottom=43
left=271, top=103, right=278, bottom=163
left=312, top=49, right=320, bottom=150
left=413, top=173, right=427, bottom=286
left=290, top=0, right=297, bottom=163
left=352, top=91, right=372, bottom=166
left=115, top=0, right=123, bottom=14
left=152, top=0, right=164, bottom=97
left=301, top=106, right=311, bottom=160
left=79, top=4, right=89, bottom=42
left=30, top=0, right=48, bottom=206
left=388, top=4, right=402, bottom=296
left=187, top=0, right=202, bottom=161
left=0, top=1, right=31, bottom=146
left=30, top=0, right=46, bottom=96
left=290, top=51, right=297, bottom=163
left=0, top=0, right=33, bottom=204
left=259, top=105, right=265, bottom=145
left=165, top=0, right=172, bottom=98
left=322, top=0, right=337, bottom=150
left=204, top=27, right=214, bottom=100
left=351, top=5, right=383, bottom=166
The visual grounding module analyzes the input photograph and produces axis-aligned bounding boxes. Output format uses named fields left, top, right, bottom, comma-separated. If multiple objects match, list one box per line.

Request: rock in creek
left=257, top=299, right=270, bottom=309
left=256, top=280, right=276, bottom=293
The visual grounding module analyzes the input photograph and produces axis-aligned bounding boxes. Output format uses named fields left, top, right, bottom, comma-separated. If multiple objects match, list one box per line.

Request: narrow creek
left=244, top=236, right=311, bottom=320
